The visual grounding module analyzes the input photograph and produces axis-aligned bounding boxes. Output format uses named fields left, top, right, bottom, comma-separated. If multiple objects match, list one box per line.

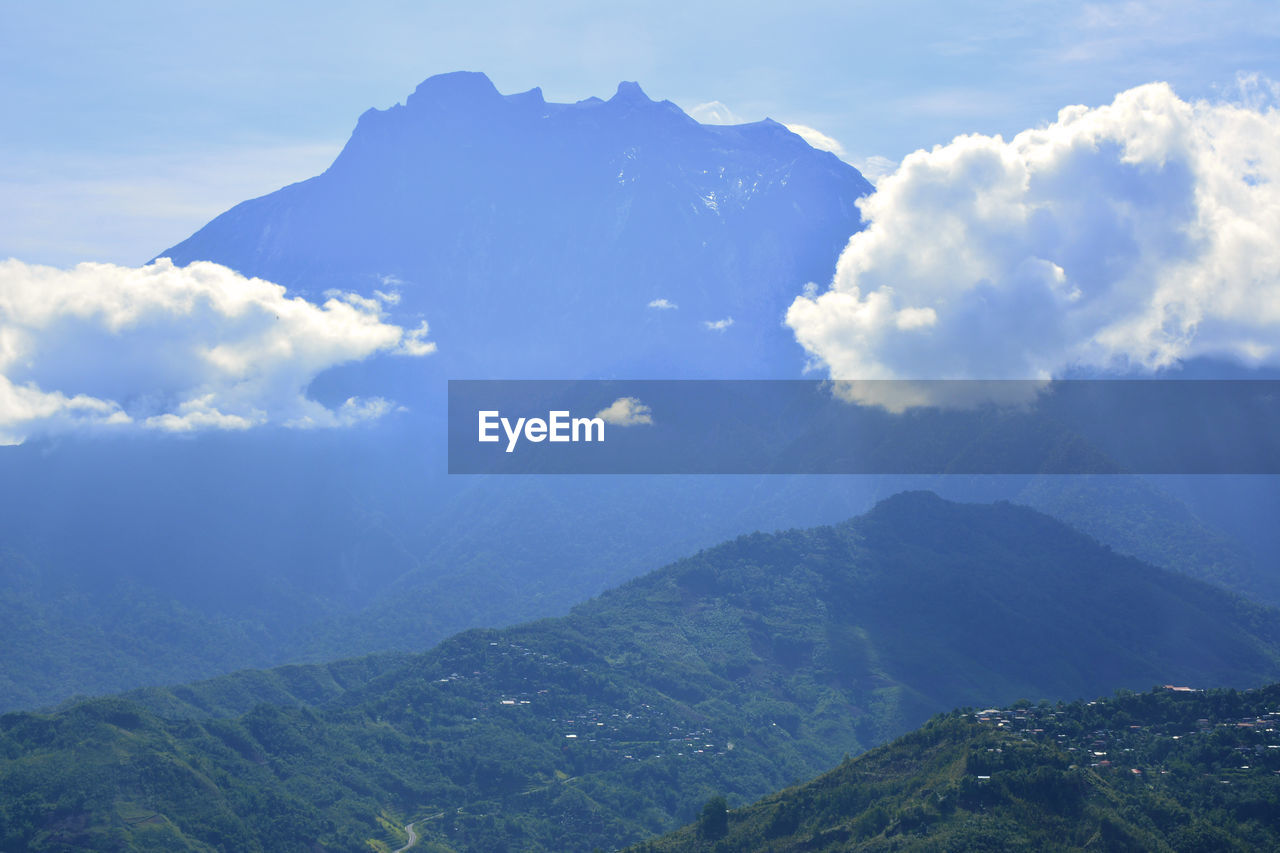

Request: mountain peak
left=866, top=489, right=950, bottom=516
left=160, top=70, right=873, bottom=378
left=610, top=80, right=651, bottom=103
left=405, top=70, right=501, bottom=109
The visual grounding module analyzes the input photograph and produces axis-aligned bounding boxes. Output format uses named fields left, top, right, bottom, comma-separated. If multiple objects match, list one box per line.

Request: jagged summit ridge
left=406, top=69, right=502, bottom=106
left=400, top=71, right=655, bottom=110
left=160, top=71, right=874, bottom=379
left=370, top=71, right=692, bottom=127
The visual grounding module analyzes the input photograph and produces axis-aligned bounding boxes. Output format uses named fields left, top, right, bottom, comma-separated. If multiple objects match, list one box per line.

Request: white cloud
left=786, top=81, right=1280, bottom=403
left=689, top=101, right=745, bottom=125
left=0, top=257, right=434, bottom=444
left=825, top=380, right=1050, bottom=414
left=647, top=298, right=678, bottom=310
left=397, top=321, right=435, bottom=356
left=704, top=317, right=734, bottom=332
left=595, top=396, right=653, bottom=426
left=784, top=123, right=846, bottom=158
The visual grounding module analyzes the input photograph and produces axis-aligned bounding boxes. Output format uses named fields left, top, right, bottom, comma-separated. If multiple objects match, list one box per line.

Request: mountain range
left=3, top=493, right=1278, bottom=851
left=4, top=74, right=1277, bottom=718
left=0, top=73, right=873, bottom=710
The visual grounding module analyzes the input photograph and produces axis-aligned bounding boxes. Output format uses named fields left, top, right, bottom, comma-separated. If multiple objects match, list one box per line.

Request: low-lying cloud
left=0, top=258, right=434, bottom=444
left=787, top=81, right=1280, bottom=395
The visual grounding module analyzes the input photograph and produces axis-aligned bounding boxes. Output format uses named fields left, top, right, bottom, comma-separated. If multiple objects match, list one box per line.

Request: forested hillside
left=3, top=494, right=1279, bottom=851
left=643, top=684, right=1280, bottom=852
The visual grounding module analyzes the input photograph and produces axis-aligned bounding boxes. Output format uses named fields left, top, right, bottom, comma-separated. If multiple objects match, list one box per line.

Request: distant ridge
left=4, top=493, right=1278, bottom=851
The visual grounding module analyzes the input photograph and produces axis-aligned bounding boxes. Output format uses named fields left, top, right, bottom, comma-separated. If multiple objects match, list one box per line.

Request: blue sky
left=3, top=0, right=1280, bottom=438
left=2, top=0, right=1279, bottom=266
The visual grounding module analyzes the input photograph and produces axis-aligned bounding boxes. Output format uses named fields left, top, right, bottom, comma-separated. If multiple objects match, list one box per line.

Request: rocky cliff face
left=159, top=71, right=872, bottom=380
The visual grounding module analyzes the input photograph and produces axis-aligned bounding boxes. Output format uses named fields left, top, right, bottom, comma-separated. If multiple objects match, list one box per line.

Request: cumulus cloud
left=647, top=298, right=678, bottom=310
left=595, top=396, right=653, bottom=426
left=825, top=379, right=1050, bottom=414
left=784, top=123, right=846, bottom=158
left=787, top=81, right=1280, bottom=404
left=0, top=258, right=434, bottom=444
left=704, top=317, right=734, bottom=332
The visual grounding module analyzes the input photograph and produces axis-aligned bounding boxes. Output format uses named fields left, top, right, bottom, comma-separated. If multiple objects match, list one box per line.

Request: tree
left=698, top=795, right=728, bottom=841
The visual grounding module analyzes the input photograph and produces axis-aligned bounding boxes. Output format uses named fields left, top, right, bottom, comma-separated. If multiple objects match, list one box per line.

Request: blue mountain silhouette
left=160, top=71, right=872, bottom=379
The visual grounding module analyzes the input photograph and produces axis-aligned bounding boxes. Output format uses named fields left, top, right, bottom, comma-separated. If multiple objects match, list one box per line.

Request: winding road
left=393, top=821, right=417, bottom=853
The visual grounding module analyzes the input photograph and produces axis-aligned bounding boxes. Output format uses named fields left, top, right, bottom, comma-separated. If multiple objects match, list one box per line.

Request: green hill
left=3, top=493, right=1280, bottom=852
left=641, top=683, right=1280, bottom=852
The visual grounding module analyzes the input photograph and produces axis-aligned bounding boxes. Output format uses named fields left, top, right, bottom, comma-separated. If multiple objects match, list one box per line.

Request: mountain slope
left=3, top=493, right=1279, bottom=852
left=159, top=71, right=872, bottom=379
left=0, top=72, right=879, bottom=712
left=5, top=72, right=1271, bottom=717
left=641, top=684, right=1280, bottom=852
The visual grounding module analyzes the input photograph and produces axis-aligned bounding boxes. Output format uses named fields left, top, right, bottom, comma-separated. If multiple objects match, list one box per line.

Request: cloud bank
left=0, top=258, right=433, bottom=444
left=787, top=81, right=1280, bottom=390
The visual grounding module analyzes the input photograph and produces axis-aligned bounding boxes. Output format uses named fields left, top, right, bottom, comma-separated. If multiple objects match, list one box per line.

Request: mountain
left=3, top=493, right=1279, bottom=852
left=159, top=70, right=872, bottom=379
left=642, top=683, right=1280, bottom=852
left=2, top=73, right=1272, bottom=718
left=0, top=73, right=874, bottom=711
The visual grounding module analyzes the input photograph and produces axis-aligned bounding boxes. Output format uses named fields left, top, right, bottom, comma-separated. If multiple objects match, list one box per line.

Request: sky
left=3, top=0, right=1280, bottom=440
left=4, top=0, right=1280, bottom=267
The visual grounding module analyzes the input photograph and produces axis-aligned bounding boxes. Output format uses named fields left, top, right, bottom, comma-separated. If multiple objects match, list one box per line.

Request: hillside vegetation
left=3, top=493, right=1278, bottom=851
left=642, top=684, right=1280, bottom=852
